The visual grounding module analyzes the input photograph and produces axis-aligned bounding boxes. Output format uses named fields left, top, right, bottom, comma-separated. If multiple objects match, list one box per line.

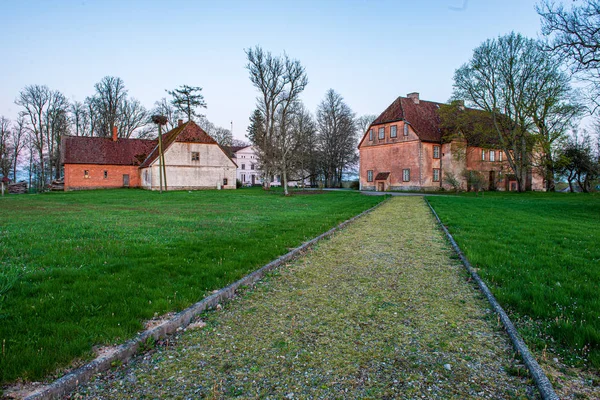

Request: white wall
left=141, top=142, right=236, bottom=190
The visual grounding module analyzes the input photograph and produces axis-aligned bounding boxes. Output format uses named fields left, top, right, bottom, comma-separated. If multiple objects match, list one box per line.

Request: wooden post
left=157, top=124, right=164, bottom=193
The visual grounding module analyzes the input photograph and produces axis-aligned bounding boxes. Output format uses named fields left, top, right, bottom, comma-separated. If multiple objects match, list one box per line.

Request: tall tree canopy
left=453, top=32, right=581, bottom=191
left=166, top=85, right=207, bottom=122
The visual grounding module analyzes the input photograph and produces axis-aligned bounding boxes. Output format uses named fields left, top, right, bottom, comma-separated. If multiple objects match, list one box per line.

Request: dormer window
left=378, top=127, right=385, bottom=140
left=390, top=125, right=397, bottom=138
left=369, top=129, right=374, bottom=141
left=433, top=146, right=440, bottom=159
left=403, top=123, right=409, bottom=136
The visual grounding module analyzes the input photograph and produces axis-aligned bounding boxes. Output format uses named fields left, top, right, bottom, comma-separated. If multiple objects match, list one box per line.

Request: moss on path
left=76, top=197, right=536, bottom=399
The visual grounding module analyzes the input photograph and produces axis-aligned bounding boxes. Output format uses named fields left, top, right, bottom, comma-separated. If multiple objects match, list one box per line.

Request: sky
left=1, top=0, right=545, bottom=142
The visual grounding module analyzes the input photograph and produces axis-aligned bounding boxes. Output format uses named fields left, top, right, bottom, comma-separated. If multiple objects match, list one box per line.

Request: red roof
left=374, top=172, right=390, bottom=180
left=371, top=96, right=443, bottom=142
left=62, top=136, right=157, bottom=166
left=140, top=121, right=218, bottom=168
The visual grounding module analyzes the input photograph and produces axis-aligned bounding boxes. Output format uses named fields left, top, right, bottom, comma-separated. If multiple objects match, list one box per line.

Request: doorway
left=489, top=171, right=496, bottom=190
left=123, top=174, right=130, bottom=187
left=251, top=174, right=255, bottom=185
left=377, top=182, right=385, bottom=191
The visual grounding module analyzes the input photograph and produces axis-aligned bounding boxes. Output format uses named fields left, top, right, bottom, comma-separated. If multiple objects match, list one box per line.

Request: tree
left=166, top=85, right=206, bottom=121
left=44, top=90, right=70, bottom=180
left=316, top=89, right=357, bottom=187
left=355, top=114, right=378, bottom=137
left=9, top=116, right=26, bottom=181
left=15, top=85, right=50, bottom=190
left=452, top=32, right=578, bottom=192
left=197, top=116, right=233, bottom=146
left=556, top=131, right=599, bottom=192
left=245, top=46, right=308, bottom=195
left=0, top=116, right=12, bottom=179
left=70, top=101, right=90, bottom=137
left=538, top=0, right=600, bottom=109
left=88, top=76, right=127, bottom=137
left=117, top=98, right=150, bottom=139
left=152, top=98, right=183, bottom=131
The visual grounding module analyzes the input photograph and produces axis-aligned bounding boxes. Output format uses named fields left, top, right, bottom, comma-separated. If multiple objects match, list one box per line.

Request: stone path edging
left=425, top=198, right=558, bottom=400
left=24, top=198, right=389, bottom=400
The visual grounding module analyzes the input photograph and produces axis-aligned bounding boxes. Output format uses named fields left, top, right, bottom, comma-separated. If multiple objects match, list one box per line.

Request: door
left=377, top=182, right=384, bottom=191
left=489, top=171, right=496, bottom=191
left=123, top=174, right=130, bottom=187
left=251, top=174, right=255, bottom=185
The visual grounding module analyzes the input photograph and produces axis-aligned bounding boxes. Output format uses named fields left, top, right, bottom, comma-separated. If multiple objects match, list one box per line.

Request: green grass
left=427, top=192, right=600, bottom=369
left=0, top=188, right=383, bottom=384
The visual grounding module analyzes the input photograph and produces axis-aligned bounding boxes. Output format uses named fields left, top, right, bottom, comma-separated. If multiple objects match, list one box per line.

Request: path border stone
left=425, top=198, right=558, bottom=400
left=22, top=197, right=389, bottom=400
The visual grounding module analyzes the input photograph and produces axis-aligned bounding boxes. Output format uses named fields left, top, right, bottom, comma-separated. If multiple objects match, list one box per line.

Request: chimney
left=407, top=92, right=420, bottom=104
left=112, top=126, right=118, bottom=141
left=178, top=119, right=184, bottom=127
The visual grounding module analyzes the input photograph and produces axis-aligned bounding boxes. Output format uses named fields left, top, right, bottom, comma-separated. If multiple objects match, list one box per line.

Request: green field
left=0, top=188, right=382, bottom=384
left=427, top=192, right=600, bottom=369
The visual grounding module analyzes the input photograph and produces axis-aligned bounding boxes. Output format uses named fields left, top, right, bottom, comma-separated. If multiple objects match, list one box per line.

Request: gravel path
left=73, top=197, right=537, bottom=399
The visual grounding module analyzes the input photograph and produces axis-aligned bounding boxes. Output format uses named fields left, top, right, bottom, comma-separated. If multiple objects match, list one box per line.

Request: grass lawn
left=0, top=188, right=383, bottom=384
left=427, top=192, right=600, bottom=370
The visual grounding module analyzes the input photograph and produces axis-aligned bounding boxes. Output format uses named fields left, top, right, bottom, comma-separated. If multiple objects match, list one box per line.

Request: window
left=378, top=127, right=385, bottom=140
left=490, top=150, right=495, bottom=162
left=241, top=174, right=245, bottom=182
left=481, top=149, right=486, bottom=161
left=390, top=125, right=397, bottom=138
left=251, top=164, right=255, bottom=170
left=403, top=123, right=409, bottom=136
left=403, top=169, right=410, bottom=182
left=499, top=151, right=503, bottom=161
left=241, top=163, right=246, bottom=170
left=84, top=170, right=89, bottom=179
left=433, top=145, right=440, bottom=159
left=191, top=152, right=199, bottom=161
left=367, top=170, right=373, bottom=182
left=369, top=129, right=374, bottom=141
left=223, top=178, right=228, bottom=186
left=103, top=170, right=108, bottom=179
left=433, top=168, right=440, bottom=182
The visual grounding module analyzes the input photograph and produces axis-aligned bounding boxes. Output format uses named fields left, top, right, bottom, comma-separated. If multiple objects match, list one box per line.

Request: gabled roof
left=139, top=121, right=219, bottom=168
left=360, top=95, right=504, bottom=148
left=62, top=136, right=156, bottom=166
left=371, top=96, right=443, bottom=142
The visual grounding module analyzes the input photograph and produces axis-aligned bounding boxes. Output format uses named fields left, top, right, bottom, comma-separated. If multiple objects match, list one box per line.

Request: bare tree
left=153, top=98, right=183, bottom=131
left=10, top=116, right=26, bottom=181
left=355, top=114, right=378, bottom=137
left=245, top=46, right=308, bottom=195
left=44, top=90, right=70, bottom=180
left=0, top=116, right=12, bottom=179
left=117, top=98, right=150, bottom=138
left=538, top=0, right=600, bottom=110
left=15, top=85, right=50, bottom=190
left=166, top=85, right=206, bottom=122
left=453, top=32, right=578, bottom=192
left=316, top=89, right=357, bottom=187
left=197, top=116, right=233, bottom=146
left=87, top=76, right=127, bottom=137
left=70, top=101, right=90, bottom=137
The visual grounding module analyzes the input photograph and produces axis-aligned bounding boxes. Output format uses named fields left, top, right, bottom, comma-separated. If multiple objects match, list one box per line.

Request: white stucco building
left=140, top=121, right=237, bottom=190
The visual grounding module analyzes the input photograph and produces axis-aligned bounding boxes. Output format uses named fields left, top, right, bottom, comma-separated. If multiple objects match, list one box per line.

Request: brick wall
left=64, top=164, right=141, bottom=190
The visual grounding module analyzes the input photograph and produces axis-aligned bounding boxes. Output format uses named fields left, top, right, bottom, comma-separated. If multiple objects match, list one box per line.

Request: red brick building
left=62, top=121, right=237, bottom=191
left=358, top=93, right=544, bottom=191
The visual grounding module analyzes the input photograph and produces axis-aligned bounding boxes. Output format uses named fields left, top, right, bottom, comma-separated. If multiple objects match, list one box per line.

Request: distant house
left=62, top=120, right=237, bottom=191
left=358, top=92, right=544, bottom=191
left=230, top=145, right=264, bottom=186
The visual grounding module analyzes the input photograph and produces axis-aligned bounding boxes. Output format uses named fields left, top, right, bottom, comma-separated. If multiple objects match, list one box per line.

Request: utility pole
left=151, top=115, right=169, bottom=193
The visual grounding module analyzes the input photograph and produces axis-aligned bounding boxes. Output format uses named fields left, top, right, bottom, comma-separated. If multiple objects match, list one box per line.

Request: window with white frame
left=241, top=174, right=245, bottom=182
left=499, top=151, right=503, bottom=161
left=482, top=149, right=486, bottom=161
left=367, top=170, right=373, bottom=182
left=369, top=129, right=374, bottom=141
left=433, top=168, right=440, bottom=182
left=378, top=127, right=385, bottom=140
left=241, top=163, right=245, bottom=170
left=251, top=164, right=255, bottom=170
left=390, top=125, right=397, bottom=138
left=403, top=123, right=409, bottom=136
left=490, top=150, right=496, bottom=162
left=433, top=145, right=440, bottom=159
left=403, top=169, right=410, bottom=182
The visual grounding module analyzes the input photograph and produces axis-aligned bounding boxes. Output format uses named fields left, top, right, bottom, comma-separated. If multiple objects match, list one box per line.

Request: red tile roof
left=371, top=96, right=443, bottom=142
left=365, top=95, right=503, bottom=147
left=62, top=136, right=157, bottom=166
left=140, top=121, right=218, bottom=168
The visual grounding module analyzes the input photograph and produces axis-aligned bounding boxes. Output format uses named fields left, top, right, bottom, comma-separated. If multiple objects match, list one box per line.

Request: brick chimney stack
left=112, top=126, right=118, bottom=141
left=407, top=92, right=420, bottom=104
left=178, top=119, right=184, bottom=127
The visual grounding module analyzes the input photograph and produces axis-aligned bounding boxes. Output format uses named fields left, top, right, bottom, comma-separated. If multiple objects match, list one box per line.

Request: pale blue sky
left=1, top=0, right=543, bottom=141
